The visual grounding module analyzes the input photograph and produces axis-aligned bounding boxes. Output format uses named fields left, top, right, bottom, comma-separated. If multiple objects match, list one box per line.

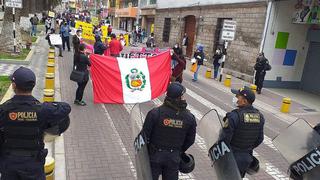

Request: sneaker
left=80, top=101, right=87, bottom=106
left=192, top=79, right=197, bottom=82
left=59, top=55, right=63, bottom=57
left=74, top=100, right=80, bottom=105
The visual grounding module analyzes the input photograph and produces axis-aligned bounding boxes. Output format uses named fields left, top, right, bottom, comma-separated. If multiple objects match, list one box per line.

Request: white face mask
left=232, top=97, right=238, bottom=108
left=174, top=45, right=178, bottom=48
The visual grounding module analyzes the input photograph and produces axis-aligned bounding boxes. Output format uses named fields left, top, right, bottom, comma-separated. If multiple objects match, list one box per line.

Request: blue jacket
left=60, top=25, right=70, bottom=37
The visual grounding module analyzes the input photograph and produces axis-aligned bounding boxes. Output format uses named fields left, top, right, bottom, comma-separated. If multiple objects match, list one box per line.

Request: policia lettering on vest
left=0, top=67, right=71, bottom=180
left=141, top=82, right=197, bottom=180
left=220, top=87, right=265, bottom=178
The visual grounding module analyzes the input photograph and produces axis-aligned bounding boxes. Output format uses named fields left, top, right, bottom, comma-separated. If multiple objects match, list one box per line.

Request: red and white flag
left=90, top=51, right=171, bottom=104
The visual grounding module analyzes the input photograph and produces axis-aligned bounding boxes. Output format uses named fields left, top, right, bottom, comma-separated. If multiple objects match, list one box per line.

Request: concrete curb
left=53, top=54, right=67, bottom=180
left=0, top=47, right=35, bottom=65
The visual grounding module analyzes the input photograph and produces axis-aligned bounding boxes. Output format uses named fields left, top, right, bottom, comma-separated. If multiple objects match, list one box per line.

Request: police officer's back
left=0, top=67, right=71, bottom=180
left=221, top=87, right=264, bottom=177
left=142, top=82, right=196, bottom=180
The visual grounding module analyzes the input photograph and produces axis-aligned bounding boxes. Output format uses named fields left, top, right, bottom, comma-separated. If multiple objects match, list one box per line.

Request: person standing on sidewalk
left=109, top=34, right=123, bottom=57
left=220, top=87, right=265, bottom=178
left=142, top=82, right=196, bottom=180
left=182, top=33, right=188, bottom=57
left=72, top=30, right=81, bottom=54
left=192, top=45, right=205, bottom=82
left=212, top=49, right=223, bottom=80
left=254, top=52, right=271, bottom=94
left=0, top=67, right=71, bottom=180
left=45, top=17, right=52, bottom=34
left=45, top=28, right=63, bottom=57
left=60, top=22, right=71, bottom=51
left=30, top=14, right=39, bottom=36
left=74, top=44, right=91, bottom=106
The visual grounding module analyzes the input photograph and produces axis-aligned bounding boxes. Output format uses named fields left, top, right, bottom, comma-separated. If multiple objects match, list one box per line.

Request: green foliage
left=0, top=49, right=30, bottom=60
left=0, top=76, right=11, bottom=100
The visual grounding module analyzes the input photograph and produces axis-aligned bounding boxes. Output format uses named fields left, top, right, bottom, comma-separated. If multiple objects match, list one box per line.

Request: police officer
left=0, top=67, right=71, bottom=180
left=220, top=87, right=265, bottom=178
left=254, top=52, right=271, bottom=94
left=142, top=82, right=196, bottom=180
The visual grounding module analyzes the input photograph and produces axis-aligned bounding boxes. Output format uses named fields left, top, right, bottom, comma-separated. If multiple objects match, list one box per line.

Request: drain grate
left=303, top=108, right=317, bottom=112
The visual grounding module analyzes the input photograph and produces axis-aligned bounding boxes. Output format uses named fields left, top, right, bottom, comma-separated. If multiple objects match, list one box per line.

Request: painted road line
left=123, top=104, right=197, bottom=180
left=101, top=104, right=137, bottom=179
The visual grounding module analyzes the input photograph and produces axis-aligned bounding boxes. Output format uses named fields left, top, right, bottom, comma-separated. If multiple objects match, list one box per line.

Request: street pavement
left=2, top=37, right=318, bottom=179
left=55, top=42, right=319, bottom=180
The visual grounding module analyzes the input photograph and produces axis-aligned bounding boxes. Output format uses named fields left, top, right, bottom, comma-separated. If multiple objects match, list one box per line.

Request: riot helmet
left=179, top=153, right=195, bottom=173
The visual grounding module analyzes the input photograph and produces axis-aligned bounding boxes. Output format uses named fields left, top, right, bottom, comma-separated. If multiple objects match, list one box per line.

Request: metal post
left=1, top=0, right=4, bottom=11
left=219, top=41, right=228, bottom=82
left=13, top=7, right=16, bottom=53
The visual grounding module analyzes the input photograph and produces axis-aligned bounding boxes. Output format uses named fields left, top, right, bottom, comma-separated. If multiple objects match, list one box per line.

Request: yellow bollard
left=49, top=52, right=55, bottom=57
left=48, top=57, right=55, bottom=64
left=43, top=89, right=55, bottom=102
left=45, top=73, right=55, bottom=90
left=45, top=157, right=55, bottom=180
left=124, top=34, right=129, bottom=47
left=49, top=49, right=55, bottom=53
left=250, top=84, right=257, bottom=93
left=205, top=68, right=212, bottom=79
left=224, top=75, right=232, bottom=87
left=47, top=63, right=55, bottom=74
left=280, top=97, right=291, bottom=113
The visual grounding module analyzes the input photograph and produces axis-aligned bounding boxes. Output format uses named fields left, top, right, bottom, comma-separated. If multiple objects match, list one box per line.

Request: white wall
left=263, top=0, right=310, bottom=82
left=157, top=0, right=266, bottom=9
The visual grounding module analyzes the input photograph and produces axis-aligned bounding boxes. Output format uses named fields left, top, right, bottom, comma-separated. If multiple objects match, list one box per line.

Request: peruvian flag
left=90, top=51, right=171, bottom=104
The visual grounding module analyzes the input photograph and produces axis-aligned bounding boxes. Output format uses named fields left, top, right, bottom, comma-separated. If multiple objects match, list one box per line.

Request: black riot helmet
left=246, top=156, right=260, bottom=175
left=166, top=82, right=186, bottom=99
left=44, top=116, right=70, bottom=136
left=179, top=153, right=195, bottom=173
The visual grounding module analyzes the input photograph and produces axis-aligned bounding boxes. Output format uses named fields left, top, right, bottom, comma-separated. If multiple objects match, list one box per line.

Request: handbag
left=70, top=67, right=85, bottom=83
left=190, top=63, right=198, bottom=73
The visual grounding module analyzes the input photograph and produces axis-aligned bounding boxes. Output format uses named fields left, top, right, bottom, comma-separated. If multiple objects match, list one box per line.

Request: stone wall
left=154, top=2, right=267, bottom=75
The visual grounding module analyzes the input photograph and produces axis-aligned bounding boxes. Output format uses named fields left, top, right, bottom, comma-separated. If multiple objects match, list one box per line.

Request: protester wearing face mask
left=60, top=21, right=71, bottom=51
left=220, top=86, right=265, bottom=178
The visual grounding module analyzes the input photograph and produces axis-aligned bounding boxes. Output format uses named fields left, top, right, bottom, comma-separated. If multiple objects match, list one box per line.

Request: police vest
left=150, top=106, right=192, bottom=150
left=0, top=99, right=44, bottom=154
left=230, top=108, right=263, bottom=150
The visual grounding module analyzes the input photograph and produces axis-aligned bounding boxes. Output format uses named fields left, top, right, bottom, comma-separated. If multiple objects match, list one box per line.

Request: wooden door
left=184, top=15, right=196, bottom=57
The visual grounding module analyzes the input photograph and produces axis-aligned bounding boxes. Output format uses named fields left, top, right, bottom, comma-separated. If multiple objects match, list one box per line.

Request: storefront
left=263, top=0, right=320, bottom=95
left=115, top=7, right=138, bottom=32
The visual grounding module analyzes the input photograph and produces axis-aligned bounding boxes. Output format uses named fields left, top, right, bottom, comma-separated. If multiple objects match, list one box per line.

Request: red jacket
left=109, top=39, right=123, bottom=56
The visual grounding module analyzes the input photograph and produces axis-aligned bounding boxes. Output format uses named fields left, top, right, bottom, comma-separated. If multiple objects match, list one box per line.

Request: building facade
left=154, top=0, right=268, bottom=76
left=140, top=0, right=157, bottom=35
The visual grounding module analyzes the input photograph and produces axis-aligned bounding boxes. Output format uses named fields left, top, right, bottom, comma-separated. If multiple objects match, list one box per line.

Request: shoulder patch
left=243, top=113, right=261, bottom=123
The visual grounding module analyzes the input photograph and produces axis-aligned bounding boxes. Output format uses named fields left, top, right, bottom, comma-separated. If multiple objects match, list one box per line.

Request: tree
left=0, top=0, right=61, bottom=53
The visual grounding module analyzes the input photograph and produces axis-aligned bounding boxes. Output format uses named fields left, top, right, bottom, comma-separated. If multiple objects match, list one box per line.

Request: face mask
left=174, top=45, right=178, bottom=48
left=232, top=97, right=238, bottom=108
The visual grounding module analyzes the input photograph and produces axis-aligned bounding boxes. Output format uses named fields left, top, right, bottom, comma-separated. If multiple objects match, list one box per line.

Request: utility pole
left=13, top=7, right=16, bottom=53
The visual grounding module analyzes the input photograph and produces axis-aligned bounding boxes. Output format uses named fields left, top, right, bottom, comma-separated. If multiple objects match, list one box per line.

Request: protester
left=108, top=25, right=112, bottom=36
left=60, top=21, right=71, bottom=51
left=72, top=30, right=81, bottom=54
left=94, top=35, right=107, bottom=55
left=119, top=33, right=126, bottom=47
left=212, top=49, right=223, bottom=80
left=74, top=44, right=91, bottom=106
left=171, top=51, right=186, bottom=83
left=45, top=28, right=63, bottom=57
left=30, top=14, right=39, bottom=36
left=254, top=52, right=271, bottom=94
left=141, top=29, right=146, bottom=43
left=192, top=45, right=205, bottom=82
left=171, top=43, right=182, bottom=69
left=182, top=33, right=189, bottom=56
left=146, top=33, right=155, bottom=48
left=45, top=17, right=52, bottom=34
left=109, top=33, right=123, bottom=57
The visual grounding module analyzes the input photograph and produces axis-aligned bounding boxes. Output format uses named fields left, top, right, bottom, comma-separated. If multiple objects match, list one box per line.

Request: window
left=162, top=18, right=171, bottom=42
left=110, top=0, right=116, bottom=7
left=150, top=0, right=157, bottom=4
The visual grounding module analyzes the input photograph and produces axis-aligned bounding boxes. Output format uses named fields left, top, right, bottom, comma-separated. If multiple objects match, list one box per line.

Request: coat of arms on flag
left=90, top=51, right=172, bottom=104
left=125, top=68, right=146, bottom=92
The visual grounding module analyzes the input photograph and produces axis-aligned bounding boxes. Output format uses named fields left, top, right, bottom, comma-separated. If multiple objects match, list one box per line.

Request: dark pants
left=150, top=151, right=180, bottom=180
left=233, top=151, right=253, bottom=178
left=0, top=156, right=46, bottom=180
left=62, top=36, right=70, bottom=51
left=76, top=79, right=88, bottom=101
left=255, top=71, right=266, bottom=93
left=213, top=64, right=220, bottom=79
